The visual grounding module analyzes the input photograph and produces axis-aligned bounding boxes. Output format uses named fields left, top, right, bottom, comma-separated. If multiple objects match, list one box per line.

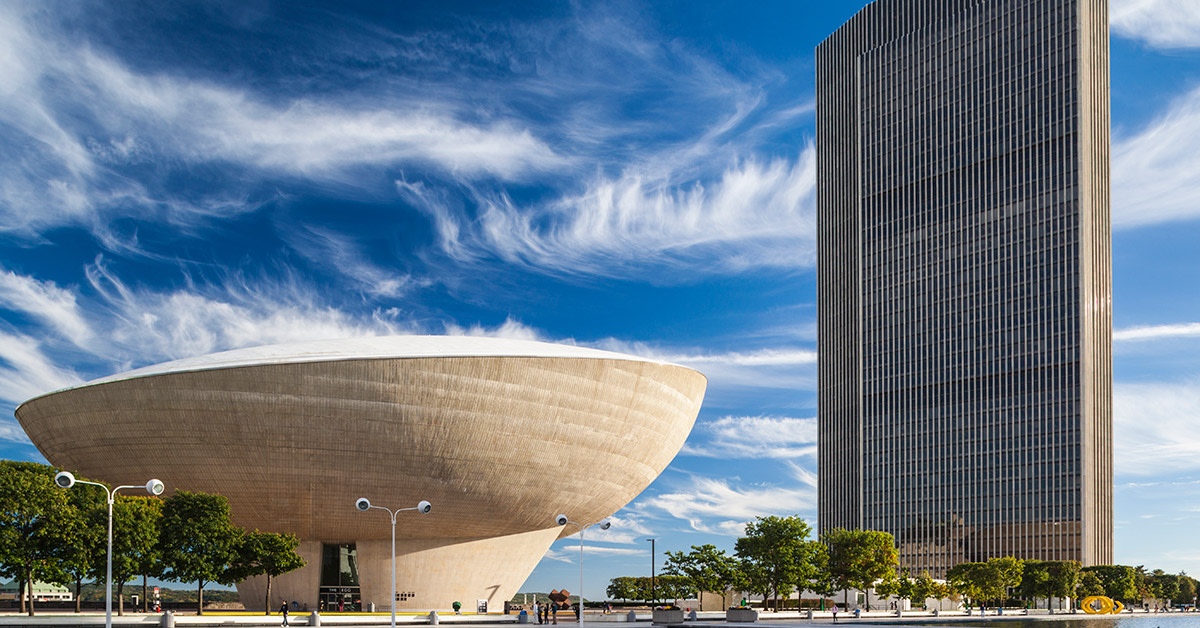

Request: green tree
left=0, top=461, right=77, bottom=616
left=1150, top=570, right=1180, bottom=610
left=159, top=491, right=241, bottom=615
left=663, top=544, right=739, bottom=610
left=1081, top=565, right=1137, bottom=602
left=819, top=528, right=898, bottom=610
left=227, top=530, right=306, bottom=613
left=910, top=572, right=939, bottom=609
left=873, top=571, right=912, bottom=609
left=1019, top=560, right=1051, bottom=609
left=734, top=516, right=822, bottom=612
left=654, top=575, right=692, bottom=603
left=1173, top=574, right=1197, bottom=606
left=59, top=483, right=105, bottom=613
left=606, top=577, right=639, bottom=603
left=947, top=557, right=1023, bottom=610
left=1045, top=561, right=1080, bottom=611
left=108, top=496, right=163, bottom=615
left=1076, top=571, right=1105, bottom=598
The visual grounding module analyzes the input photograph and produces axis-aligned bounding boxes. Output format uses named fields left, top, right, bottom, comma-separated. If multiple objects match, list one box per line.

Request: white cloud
left=282, top=227, right=426, bottom=299
left=0, top=269, right=93, bottom=348
left=592, top=338, right=818, bottom=391
left=645, top=474, right=816, bottom=535
left=1111, top=0, right=1200, bottom=49
left=555, top=544, right=649, bottom=558
left=443, top=317, right=546, bottom=342
left=0, top=331, right=81, bottom=405
left=0, top=2, right=566, bottom=240
left=84, top=258, right=413, bottom=363
left=1113, top=85, right=1200, bottom=228
left=1114, top=380, right=1200, bottom=476
left=0, top=419, right=33, bottom=444
left=684, top=416, right=818, bottom=459
left=411, top=147, right=817, bottom=278
left=539, top=547, right=574, bottom=564
left=559, top=513, right=656, bottom=546
left=1114, top=322, right=1200, bottom=342
left=0, top=262, right=417, bottom=408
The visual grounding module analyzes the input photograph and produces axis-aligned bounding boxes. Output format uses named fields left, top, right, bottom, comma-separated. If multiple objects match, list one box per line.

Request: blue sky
left=1, top=0, right=1199, bottom=601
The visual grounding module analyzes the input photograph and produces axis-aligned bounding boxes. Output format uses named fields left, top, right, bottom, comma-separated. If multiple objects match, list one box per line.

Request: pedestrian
left=832, top=604, right=839, bottom=623
left=534, top=601, right=542, bottom=624
left=542, top=603, right=548, bottom=624
left=574, top=603, right=580, bottom=621
left=280, top=601, right=290, bottom=627
left=338, top=600, right=344, bottom=613
left=552, top=601, right=559, bottom=625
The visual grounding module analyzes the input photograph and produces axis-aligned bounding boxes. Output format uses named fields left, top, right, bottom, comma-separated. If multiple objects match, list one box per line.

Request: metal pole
left=391, top=511, right=397, bottom=628
left=579, top=527, right=584, bottom=628
left=106, top=490, right=114, bottom=628
left=650, top=539, right=655, bottom=606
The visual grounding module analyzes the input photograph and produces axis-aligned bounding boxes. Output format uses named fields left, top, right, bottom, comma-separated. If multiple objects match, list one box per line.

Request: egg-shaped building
left=15, top=336, right=706, bottom=611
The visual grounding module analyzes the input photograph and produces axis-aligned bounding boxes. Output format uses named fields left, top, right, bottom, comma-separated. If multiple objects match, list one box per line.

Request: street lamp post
left=554, top=515, right=611, bottom=628
left=54, top=471, right=164, bottom=628
left=354, top=498, right=432, bottom=628
left=645, top=538, right=655, bottom=607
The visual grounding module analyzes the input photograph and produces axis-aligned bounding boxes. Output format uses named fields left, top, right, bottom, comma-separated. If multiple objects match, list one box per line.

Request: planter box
left=726, top=608, right=759, bottom=622
left=652, top=609, right=686, bottom=624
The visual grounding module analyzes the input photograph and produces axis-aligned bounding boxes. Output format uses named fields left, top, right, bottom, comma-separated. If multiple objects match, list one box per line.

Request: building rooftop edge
left=20, top=335, right=698, bottom=406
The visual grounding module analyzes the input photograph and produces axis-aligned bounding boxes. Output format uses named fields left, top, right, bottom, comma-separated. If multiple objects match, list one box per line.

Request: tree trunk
left=198, top=581, right=205, bottom=616
left=265, top=574, right=273, bottom=615
left=118, top=581, right=125, bottom=616
left=75, top=579, right=83, bottom=613
left=143, top=575, right=149, bottom=613
left=27, top=571, right=36, bottom=616
left=17, top=574, right=25, bottom=614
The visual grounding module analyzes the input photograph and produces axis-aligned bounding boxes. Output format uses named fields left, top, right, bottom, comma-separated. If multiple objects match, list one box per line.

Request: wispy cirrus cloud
left=0, top=261, right=412, bottom=409
left=1113, top=85, right=1200, bottom=228
left=1114, top=322, right=1200, bottom=342
left=644, top=468, right=816, bottom=535
left=0, top=270, right=94, bottom=349
left=1114, top=380, right=1200, bottom=476
left=410, top=147, right=817, bottom=278
left=0, top=2, right=566, bottom=241
left=0, top=331, right=81, bottom=407
left=1111, top=0, right=1200, bottom=49
left=592, top=337, right=818, bottom=390
left=683, top=415, right=818, bottom=459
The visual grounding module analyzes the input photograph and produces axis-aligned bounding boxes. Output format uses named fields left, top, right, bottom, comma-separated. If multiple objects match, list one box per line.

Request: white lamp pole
left=354, top=498, right=432, bottom=628
left=554, top=515, right=611, bottom=628
left=54, top=471, right=164, bottom=628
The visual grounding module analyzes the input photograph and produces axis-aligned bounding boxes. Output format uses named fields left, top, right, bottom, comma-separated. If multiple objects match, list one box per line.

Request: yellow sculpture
left=1080, top=596, right=1125, bottom=614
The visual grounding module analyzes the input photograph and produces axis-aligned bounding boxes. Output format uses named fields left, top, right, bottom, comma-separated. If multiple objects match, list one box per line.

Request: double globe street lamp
left=554, top=515, right=611, bottom=628
left=354, top=498, right=432, bottom=628
left=54, top=471, right=164, bottom=628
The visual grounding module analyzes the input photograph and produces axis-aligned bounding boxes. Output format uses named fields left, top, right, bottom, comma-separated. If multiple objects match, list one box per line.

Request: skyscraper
left=816, top=0, right=1112, bottom=575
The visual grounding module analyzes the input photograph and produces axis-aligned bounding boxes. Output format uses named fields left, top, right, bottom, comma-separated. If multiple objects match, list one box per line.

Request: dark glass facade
left=817, top=0, right=1112, bottom=576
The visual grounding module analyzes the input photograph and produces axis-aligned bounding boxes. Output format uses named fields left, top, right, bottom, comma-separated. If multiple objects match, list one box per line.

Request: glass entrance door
left=319, top=544, right=361, bottom=612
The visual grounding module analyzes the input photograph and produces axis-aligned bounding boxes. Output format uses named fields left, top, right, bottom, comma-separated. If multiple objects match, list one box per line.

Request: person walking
left=832, top=604, right=839, bottom=623
left=280, top=601, right=290, bottom=627
left=534, top=601, right=542, bottom=625
left=551, top=601, right=559, bottom=625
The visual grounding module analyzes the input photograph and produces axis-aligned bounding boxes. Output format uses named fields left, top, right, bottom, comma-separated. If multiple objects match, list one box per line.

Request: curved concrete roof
left=67, top=334, right=677, bottom=390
